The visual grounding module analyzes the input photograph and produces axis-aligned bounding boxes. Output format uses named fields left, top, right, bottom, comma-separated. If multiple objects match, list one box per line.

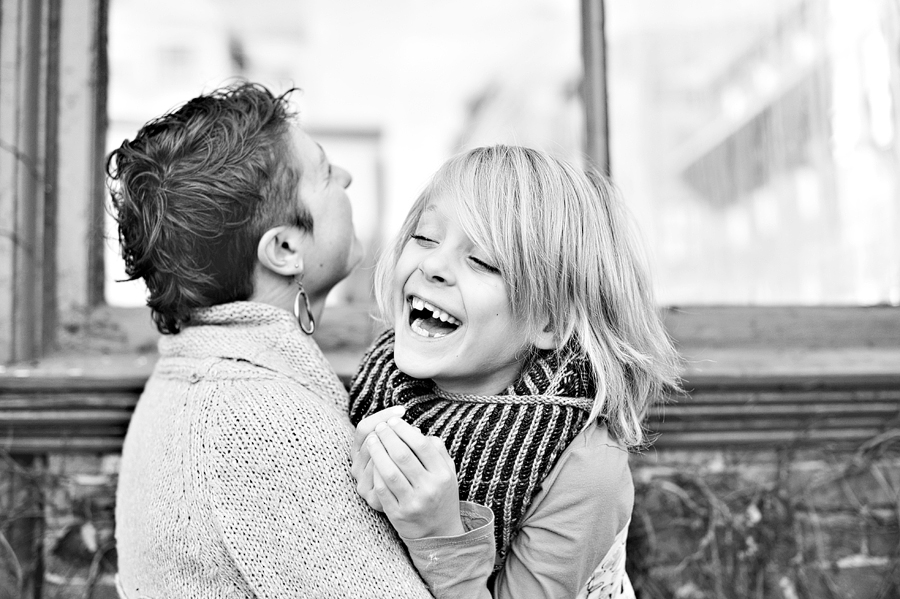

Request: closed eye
left=470, top=256, right=501, bottom=274
left=411, top=234, right=437, bottom=246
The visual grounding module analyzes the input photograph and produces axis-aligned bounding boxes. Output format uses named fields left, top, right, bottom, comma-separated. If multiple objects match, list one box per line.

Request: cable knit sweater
left=115, top=302, right=494, bottom=599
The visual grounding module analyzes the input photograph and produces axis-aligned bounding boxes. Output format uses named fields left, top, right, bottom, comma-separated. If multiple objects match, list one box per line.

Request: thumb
left=354, top=406, right=407, bottom=453
left=430, top=436, right=456, bottom=473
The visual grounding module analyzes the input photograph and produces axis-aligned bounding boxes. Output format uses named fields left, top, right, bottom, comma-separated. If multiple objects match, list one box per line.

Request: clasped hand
left=351, top=407, right=465, bottom=540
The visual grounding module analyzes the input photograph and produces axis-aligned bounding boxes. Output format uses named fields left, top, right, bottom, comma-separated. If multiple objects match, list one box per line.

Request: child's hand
left=351, top=406, right=406, bottom=511
left=366, top=417, right=465, bottom=540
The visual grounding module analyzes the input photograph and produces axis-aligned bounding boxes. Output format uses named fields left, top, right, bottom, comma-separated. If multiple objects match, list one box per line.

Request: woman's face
left=291, top=126, right=363, bottom=302
left=391, top=193, right=535, bottom=395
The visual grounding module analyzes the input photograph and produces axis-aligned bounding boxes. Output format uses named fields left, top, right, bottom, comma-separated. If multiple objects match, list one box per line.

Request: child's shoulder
left=570, top=421, right=627, bottom=451
left=559, top=421, right=631, bottom=478
left=527, top=420, right=633, bottom=526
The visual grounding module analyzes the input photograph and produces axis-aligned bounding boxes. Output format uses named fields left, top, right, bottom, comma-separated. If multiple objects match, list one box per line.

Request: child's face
left=392, top=194, right=535, bottom=395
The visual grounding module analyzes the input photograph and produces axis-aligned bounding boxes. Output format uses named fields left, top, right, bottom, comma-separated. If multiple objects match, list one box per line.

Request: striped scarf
left=348, top=330, right=594, bottom=566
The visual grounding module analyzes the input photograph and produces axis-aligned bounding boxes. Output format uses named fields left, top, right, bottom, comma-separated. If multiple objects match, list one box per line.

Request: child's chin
left=394, top=345, right=435, bottom=381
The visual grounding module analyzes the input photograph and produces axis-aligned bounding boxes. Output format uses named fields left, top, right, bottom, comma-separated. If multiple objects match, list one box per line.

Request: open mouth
left=407, top=295, right=461, bottom=339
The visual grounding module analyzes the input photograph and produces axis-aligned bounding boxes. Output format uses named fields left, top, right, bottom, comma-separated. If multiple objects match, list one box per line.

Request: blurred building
left=607, top=0, right=900, bottom=305
left=104, top=0, right=584, bottom=307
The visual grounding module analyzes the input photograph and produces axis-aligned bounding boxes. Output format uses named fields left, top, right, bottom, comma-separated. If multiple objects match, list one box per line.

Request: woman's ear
left=532, top=319, right=557, bottom=350
left=257, top=225, right=306, bottom=277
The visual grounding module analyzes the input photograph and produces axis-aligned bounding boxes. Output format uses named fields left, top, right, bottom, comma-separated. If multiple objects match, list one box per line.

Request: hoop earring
left=293, top=278, right=316, bottom=335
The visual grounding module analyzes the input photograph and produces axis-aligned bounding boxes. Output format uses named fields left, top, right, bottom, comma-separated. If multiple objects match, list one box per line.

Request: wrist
left=403, top=517, right=466, bottom=540
left=441, top=518, right=466, bottom=537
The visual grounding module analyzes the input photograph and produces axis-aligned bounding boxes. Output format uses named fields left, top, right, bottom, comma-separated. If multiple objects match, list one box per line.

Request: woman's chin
left=346, top=237, right=365, bottom=273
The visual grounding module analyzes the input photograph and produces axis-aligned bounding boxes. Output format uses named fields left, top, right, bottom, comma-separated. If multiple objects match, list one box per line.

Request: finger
left=357, top=459, right=384, bottom=512
left=429, top=436, right=457, bottom=473
left=353, top=456, right=374, bottom=492
left=385, top=418, right=452, bottom=474
left=353, top=406, right=407, bottom=454
left=351, top=441, right=372, bottom=480
left=371, top=463, right=398, bottom=512
left=367, top=431, right=413, bottom=498
left=373, top=421, right=430, bottom=483
left=353, top=406, right=406, bottom=453
left=362, top=458, right=375, bottom=491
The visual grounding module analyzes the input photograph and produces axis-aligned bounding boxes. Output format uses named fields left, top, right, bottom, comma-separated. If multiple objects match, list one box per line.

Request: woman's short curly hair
left=107, top=82, right=312, bottom=334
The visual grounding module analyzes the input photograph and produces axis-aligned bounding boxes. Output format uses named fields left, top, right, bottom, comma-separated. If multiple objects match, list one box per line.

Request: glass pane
left=104, top=0, right=582, bottom=307
left=607, top=0, right=900, bottom=305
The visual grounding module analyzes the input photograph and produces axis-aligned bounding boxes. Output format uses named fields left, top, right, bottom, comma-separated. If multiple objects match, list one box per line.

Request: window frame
left=1, top=0, right=109, bottom=365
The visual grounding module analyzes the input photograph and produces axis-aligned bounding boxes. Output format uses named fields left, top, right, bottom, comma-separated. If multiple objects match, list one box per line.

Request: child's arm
left=359, top=416, right=497, bottom=599
left=350, top=405, right=406, bottom=512
left=358, top=419, right=633, bottom=599
left=493, top=425, right=634, bottom=598
left=365, top=417, right=465, bottom=538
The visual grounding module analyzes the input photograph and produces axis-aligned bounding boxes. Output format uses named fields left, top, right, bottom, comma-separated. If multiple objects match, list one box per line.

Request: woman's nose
left=334, top=165, right=352, bottom=188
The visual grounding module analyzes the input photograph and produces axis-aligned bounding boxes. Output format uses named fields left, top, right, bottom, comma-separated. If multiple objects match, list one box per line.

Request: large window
left=3, top=0, right=897, bottom=366
left=107, top=0, right=900, bottom=312
left=606, top=0, right=900, bottom=306
left=105, top=0, right=585, bottom=308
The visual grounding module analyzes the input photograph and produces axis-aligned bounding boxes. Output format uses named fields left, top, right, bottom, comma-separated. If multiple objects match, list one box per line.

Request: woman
left=110, top=83, right=493, bottom=599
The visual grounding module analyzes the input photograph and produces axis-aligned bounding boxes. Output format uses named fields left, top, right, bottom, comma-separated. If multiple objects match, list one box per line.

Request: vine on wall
left=628, top=431, right=900, bottom=599
left=1, top=432, right=899, bottom=598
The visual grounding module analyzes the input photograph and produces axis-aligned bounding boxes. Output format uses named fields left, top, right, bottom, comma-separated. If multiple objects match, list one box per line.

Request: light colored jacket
left=115, top=302, right=493, bottom=599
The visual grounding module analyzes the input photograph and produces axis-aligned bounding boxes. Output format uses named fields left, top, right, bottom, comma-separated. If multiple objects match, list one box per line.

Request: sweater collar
left=189, top=301, right=297, bottom=329
left=160, top=302, right=348, bottom=404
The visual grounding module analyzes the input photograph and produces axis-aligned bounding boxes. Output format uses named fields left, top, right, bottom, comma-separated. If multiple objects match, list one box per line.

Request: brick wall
left=2, top=441, right=898, bottom=599
left=628, top=445, right=900, bottom=598
left=1, top=455, right=118, bottom=599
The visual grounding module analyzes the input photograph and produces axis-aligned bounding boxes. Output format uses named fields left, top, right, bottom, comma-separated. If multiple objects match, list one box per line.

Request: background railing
left=3, top=370, right=899, bottom=455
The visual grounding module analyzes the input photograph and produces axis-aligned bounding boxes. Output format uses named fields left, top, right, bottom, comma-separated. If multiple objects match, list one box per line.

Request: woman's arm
left=206, top=378, right=495, bottom=599
left=205, top=379, right=433, bottom=598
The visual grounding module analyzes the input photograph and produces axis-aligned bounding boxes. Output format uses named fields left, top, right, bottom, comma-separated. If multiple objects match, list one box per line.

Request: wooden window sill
left=2, top=304, right=898, bottom=453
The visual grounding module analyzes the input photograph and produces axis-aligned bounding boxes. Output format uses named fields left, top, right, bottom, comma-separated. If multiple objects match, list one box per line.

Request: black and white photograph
left=1, top=1, right=899, bottom=597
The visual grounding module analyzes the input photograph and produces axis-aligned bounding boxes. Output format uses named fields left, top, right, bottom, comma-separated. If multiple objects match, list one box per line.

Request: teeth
left=411, top=318, right=448, bottom=339
left=411, top=318, right=427, bottom=337
left=409, top=296, right=461, bottom=326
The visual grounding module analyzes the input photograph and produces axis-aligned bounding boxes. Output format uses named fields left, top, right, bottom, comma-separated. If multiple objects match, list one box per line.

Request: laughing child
left=348, top=145, right=681, bottom=598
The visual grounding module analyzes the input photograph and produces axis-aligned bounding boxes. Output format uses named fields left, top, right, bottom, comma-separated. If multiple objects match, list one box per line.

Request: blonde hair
left=375, top=145, right=681, bottom=449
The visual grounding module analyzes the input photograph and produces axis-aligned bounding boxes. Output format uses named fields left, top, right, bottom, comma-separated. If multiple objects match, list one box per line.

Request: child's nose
left=418, top=250, right=455, bottom=285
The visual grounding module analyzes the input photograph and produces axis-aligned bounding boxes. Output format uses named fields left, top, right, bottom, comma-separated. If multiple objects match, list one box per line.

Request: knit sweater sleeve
left=492, top=423, right=634, bottom=599
left=201, top=372, right=434, bottom=599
